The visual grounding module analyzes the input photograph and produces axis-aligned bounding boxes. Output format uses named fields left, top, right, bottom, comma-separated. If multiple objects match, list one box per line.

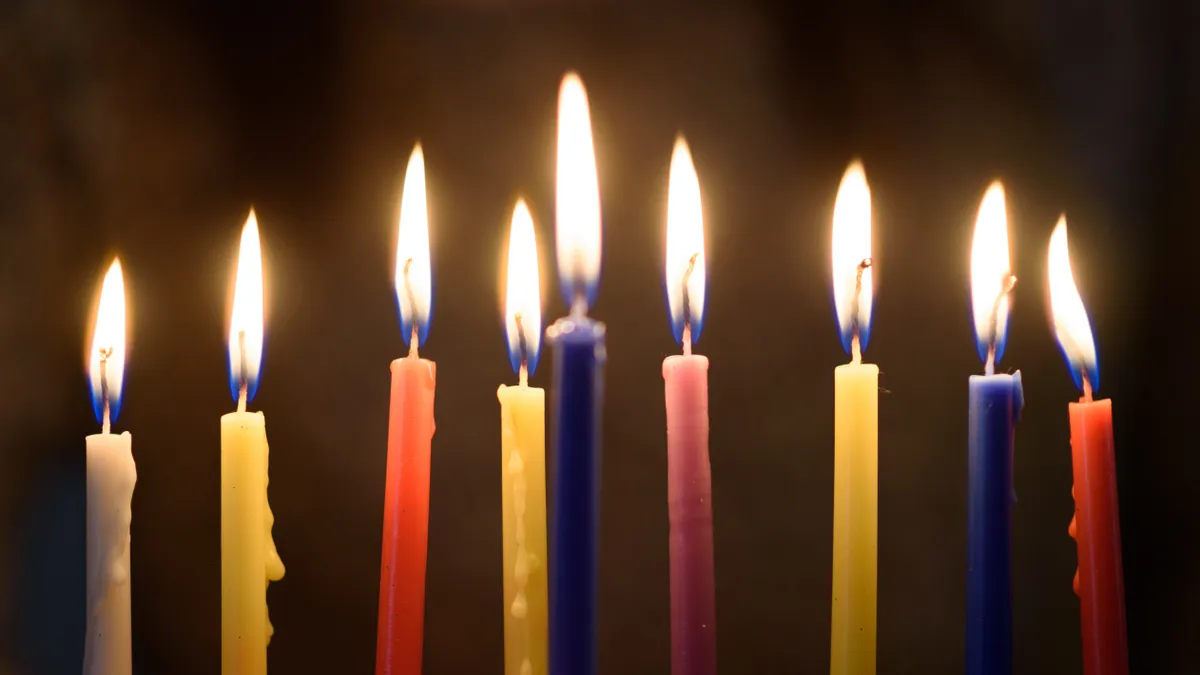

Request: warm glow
left=555, top=71, right=602, bottom=310
left=88, top=258, right=126, bottom=425
left=395, top=144, right=432, bottom=346
left=1048, top=217, right=1099, bottom=392
left=970, top=181, right=1012, bottom=364
left=831, top=161, right=873, bottom=354
left=505, top=199, right=542, bottom=376
left=229, top=210, right=265, bottom=403
left=665, top=135, right=706, bottom=345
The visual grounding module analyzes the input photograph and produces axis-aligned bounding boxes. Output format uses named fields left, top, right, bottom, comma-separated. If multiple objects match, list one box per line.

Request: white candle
left=84, top=259, right=137, bottom=675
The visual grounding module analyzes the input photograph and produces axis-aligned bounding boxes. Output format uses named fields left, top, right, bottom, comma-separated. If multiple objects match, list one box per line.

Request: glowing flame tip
left=831, top=161, right=873, bottom=355
left=505, top=199, right=542, bottom=376
left=229, top=211, right=265, bottom=404
left=1048, top=217, right=1099, bottom=392
left=89, top=258, right=127, bottom=425
left=970, top=181, right=1012, bottom=365
left=665, top=135, right=706, bottom=345
left=555, top=71, right=602, bottom=310
left=395, top=143, right=433, bottom=347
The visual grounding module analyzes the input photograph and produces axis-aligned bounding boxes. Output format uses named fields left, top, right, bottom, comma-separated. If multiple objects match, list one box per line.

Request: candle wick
left=237, top=329, right=248, bottom=413
left=985, top=272, right=1017, bottom=375
left=99, top=346, right=112, bottom=434
left=1081, top=373, right=1093, bottom=403
left=680, top=252, right=699, bottom=355
left=850, top=257, right=872, bottom=364
left=514, top=311, right=529, bottom=380
left=571, top=289, right=588, bottom=318
left=402, top=257, right=421, bottom=357
left=519, top=363, right=528, bottom=387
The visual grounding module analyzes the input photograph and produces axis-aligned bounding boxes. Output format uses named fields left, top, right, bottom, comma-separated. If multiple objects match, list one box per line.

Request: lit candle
left=376, top=144, right=437, bottom=675
left=1047, top=218, right=1128, bottom=675
left=965, top=183, right=1023, bottom=675
left=498, top=199, right=549, bottom=675
left=84, top=259, right=136, bottom=675
left=829, top=162, right=878, bottom=675
left=662, top=135, right=716, bottom=675
left=222, top=210, right=286, bottom=675
left=547, top=71, right=605, bottom=675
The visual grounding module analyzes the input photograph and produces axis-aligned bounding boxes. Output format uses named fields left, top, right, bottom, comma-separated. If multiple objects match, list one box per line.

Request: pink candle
left=663, top=136, right=716, bottom=675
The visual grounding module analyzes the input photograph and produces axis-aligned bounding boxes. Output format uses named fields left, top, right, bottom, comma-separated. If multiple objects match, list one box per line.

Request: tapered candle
left=1048, top=218, right=1128, bottom=675
left=548, top=71, right=606, bottom=675
left=966, top=183, right=1023, bottom=675
left=222, top=211, right=286, bottom=675
left=84, top=259, right=136, bottom=675
left=377, top=144, right=437, bottom=675
left=498, top=199, right=550, bottom=675
left=829, top=162, right=878, bottom=675
left=662, top=136, right=716, bottom=675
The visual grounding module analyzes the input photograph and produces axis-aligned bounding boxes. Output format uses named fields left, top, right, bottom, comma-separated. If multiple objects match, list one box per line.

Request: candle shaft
left=376, top=357, right=437, bottom=675
left=1068, top=398, right=1128, bottom=675
left=966, top=372, right=1022, bottom=675
left=830, top=363, right=878, bottom=675
left=548, top=317, right=605, bottom=675
left=664, top=354, right=716, bottom=675
left=221, top=411, right=285, bottom=675
left=84, top=431, right=136, bottom=675
left=499, top=384, right=549, bottom=675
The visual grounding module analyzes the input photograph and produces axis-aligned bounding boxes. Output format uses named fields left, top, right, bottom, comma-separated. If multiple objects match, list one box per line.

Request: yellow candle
left=831, top=363, right=878, bottom=674
left=829, top=163, right=878, bottom=675
left=222, top=211, right=285, bottom=674
left=498, top=199, right=548, bottom=675
left=498, top=383, right=548, bottom=675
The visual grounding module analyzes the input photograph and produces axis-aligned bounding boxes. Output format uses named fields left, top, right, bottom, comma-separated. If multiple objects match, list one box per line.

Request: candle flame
left=970, top=181, right=1013, bottom=366
left=229, top=210, right=265, bottom=404
left=395, top=144, right=433, bottom=348
left=504, top=199, right=542, bottom=376
left=88, top=258, right=126, bottom=426
left=831, top=161, right=873, bottom=356
left=1048, top=217, right=1100, bottom=392
left=665, top=135, right=706, bottom=346
left=555, top=72, right=602, bottom=311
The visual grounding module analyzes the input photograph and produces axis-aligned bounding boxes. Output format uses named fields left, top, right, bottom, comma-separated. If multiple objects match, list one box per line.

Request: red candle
left=1049, top=217, right=1128, bottom=675
left=377, top=145, right=437, bottom=675
left=662, top=136, right=717, bottom=675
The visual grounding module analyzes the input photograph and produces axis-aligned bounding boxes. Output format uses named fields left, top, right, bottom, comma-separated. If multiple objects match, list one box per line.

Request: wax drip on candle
left=849, top=257, right=873, bottom=365
left=237, top=330, right=249, bottom=413
left=98, top=346, right=113, bottom=434
left=680, top=252, right=699, bottom=356
left=984, top=273, right=1018, bottom=376
left=1068, top=485, right=1081, bottom=595
left=263, top=437, right=286, bottom=643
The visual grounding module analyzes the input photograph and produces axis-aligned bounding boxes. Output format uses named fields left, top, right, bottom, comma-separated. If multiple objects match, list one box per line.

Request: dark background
left=2, top=0, right=1197, bottom=673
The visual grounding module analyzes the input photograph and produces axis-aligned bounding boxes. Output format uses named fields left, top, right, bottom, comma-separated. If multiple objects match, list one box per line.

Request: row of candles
left=79, top=71, right=1126, bottom=675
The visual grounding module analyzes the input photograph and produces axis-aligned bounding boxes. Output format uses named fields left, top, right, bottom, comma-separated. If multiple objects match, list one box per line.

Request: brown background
left=1, top=0, right=1197, bottom=672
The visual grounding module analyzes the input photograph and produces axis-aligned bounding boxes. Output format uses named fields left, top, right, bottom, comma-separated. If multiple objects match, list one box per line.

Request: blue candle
left=549, top=71, right=605, bottom=675
left=967, top=372, right=1023, bottom=675
left=965, top=181, right=1023, bottom=675
left=548, top=316, right=605, bottom=675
